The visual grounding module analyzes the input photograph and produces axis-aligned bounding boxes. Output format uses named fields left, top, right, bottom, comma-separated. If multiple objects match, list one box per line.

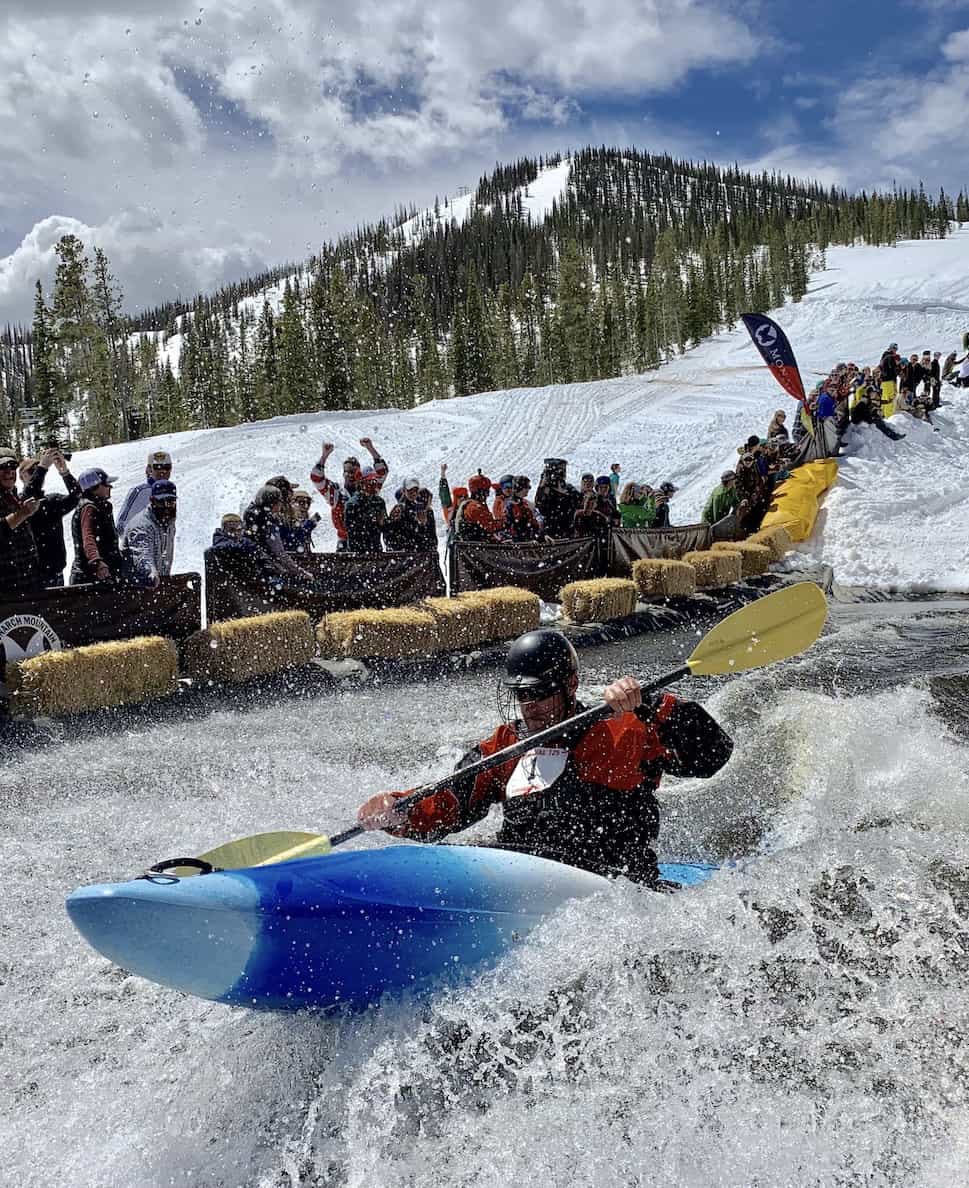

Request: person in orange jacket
left=358, top=629, right=732, bottom=886
left=453, top=471, right=505, bottom=540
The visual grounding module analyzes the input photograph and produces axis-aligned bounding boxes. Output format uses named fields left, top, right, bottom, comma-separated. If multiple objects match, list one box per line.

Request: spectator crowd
left=1, top=340, right=966, bottom=603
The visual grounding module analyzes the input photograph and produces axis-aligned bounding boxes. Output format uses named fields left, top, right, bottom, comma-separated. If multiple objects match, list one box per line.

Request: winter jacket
left=454, top=498, right=503, bottom=541
left=504, top=496, right=542, bottom=542
left=243, top=501, right=308, bottom=577
left=122, top=506, right=176, bottom=584
left=618, top=497, right=656, bottom=529
left=879, top=351, right=899, bottom=382
left=279, top=517, right=318, bottom=555
left=702, top=483, right=739, bottom=525
left=21, top=465, right=81, bottom=583
left=815, top=392, right=837, bottom=419
left=0, top=488, right=40, bottom=598
left=310, top=452, right=388, bottom=544
left=344, top=491, right=387, bottom=553
left=535, top=480, right=581, bottom=538
left=384, top=498, right=432, bottom=551
left=116, top=477, right=158, bottom=536
left=374, top=694, right=732, bottom=885
left=652, top=499, right=672, bottom=529
left=574, top=495, right=619, bottom=539
left=70, top=495, right=123, bottom=584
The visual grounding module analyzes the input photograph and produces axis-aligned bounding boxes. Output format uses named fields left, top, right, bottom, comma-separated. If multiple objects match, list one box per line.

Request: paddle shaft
left=328, top=663, right=692, bottom=848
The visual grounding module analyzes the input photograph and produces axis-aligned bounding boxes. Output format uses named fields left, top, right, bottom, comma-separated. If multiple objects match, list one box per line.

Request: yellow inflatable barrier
left=759, top=460, right=838, bottom=543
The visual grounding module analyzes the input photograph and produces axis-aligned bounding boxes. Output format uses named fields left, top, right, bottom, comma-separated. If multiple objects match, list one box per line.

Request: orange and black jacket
left=386, top=694, right=732, bottom=884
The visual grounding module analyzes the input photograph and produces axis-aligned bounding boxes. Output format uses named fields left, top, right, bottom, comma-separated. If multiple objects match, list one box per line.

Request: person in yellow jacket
left=878, top=345, right=900, bottom=417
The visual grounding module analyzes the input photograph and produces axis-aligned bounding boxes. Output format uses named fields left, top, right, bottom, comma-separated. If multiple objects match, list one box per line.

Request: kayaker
left=357, top=629, right=733, bottom=886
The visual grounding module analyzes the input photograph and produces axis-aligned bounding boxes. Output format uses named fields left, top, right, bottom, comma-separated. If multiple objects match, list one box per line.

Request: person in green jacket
left=702, top=471, right=740, bottom=525
left=617, top=482, right=657, bottom=529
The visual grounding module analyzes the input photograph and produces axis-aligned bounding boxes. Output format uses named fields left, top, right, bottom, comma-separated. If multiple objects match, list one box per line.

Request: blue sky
left=1, top=0, right=968, bottom=322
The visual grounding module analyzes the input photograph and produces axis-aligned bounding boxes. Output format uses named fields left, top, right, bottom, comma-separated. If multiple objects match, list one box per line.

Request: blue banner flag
left=741, top=313, right=807, bottom=405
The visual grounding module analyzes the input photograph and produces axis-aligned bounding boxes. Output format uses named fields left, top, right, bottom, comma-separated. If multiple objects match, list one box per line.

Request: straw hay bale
left=631, top=558, right=696, bottom=599
left=182, top=611, right=315, bottom=682
left=683, top=550, right=741, bottom=589
left=6, top=636, right=177, bottom=717
left=314, top=617, right=342, bottom=659
left=325, top=606, right=439, bottom=659
left=747, top=524, right=793, bottom=562
left=421, top=596, right=489, bottom=651
left=455, top=586, right=540, bottom=641
left=711, top=540, right=771, bottom=578
left=560, top=578, right=637, bottom=624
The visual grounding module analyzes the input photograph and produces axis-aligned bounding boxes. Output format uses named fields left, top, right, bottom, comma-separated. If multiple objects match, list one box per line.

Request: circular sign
left=0, top=613, right=62, bottom=697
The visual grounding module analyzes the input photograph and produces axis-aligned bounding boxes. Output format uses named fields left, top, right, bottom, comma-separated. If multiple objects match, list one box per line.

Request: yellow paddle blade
left=198, top=830, right=332, bottom=871
left=687, top=582, right=827, bottom=677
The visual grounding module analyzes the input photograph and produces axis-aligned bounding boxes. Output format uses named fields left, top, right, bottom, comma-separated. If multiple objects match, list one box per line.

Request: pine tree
left=253, top=300, right=279, bottom=416
left=554, top=240, right=593, bottom=382
left=50, top=234, right=95, bottom=441
left=30, top=280, right=63, bottom=442
left=464, top=274, right=493, bottom=393
left=518, top=274, right=541, bottom=386
left=310, top=267, right=355, bottom=410
left=449, top=304, right=472, bottom=396
left=277, top=278, right=312, bottom=413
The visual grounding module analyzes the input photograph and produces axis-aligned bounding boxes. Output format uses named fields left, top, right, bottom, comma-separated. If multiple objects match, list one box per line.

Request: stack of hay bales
left=421, top=596, right=489, bottom=651
left=183, top=611, right=316, bottom=682
left=455, top=586, right=540, bottom=642
left=711, top=540, right=771, bottom=578
left=682, top=550, right=742, bottom=589
left=560, top=578, right=637, bottom=624
left=323, top=606, right=439, bottom=660
left=631, top=558, right=697, bottom=600
left=747, top=524, right=793, bottom=562
left=5, top=636, right=178, bottom=716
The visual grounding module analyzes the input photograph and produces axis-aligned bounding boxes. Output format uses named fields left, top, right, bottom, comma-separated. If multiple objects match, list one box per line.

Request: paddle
left=185, top=581, right=827, bottom=875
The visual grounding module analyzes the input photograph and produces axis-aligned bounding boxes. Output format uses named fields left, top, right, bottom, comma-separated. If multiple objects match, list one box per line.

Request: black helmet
left=501, top=630, right=579, bottom=697
left=498, top=630, right=579, bottom=724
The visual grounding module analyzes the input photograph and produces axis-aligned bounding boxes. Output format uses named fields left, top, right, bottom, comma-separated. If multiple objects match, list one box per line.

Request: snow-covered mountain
left=57, top=228, right=969, bottom=594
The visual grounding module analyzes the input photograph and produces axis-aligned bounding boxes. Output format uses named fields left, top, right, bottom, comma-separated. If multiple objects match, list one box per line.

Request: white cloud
left=0, top=210, right=272, bottom=318
left=0, top=0, right=762, bottom=321
left=743, top=26, right=969, bottom=199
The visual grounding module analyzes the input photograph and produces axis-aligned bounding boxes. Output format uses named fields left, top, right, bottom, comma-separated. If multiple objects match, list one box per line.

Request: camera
left=42, top=440, right=72, bottom=460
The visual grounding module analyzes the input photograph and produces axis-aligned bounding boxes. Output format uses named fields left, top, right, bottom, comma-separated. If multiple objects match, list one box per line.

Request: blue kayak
left=66, top=845, right=718, bottom=1013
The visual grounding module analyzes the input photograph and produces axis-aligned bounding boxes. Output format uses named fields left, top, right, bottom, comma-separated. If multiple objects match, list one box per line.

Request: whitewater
left=3, top=229, right=969, bottom=1187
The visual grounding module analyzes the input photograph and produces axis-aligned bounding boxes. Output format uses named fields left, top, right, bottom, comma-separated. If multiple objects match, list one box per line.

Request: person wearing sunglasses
left=116, top=450, right=174, bottom=537
left=357, top=629, right=732, bottom=887
left=280, top=489, right=320, bottom=555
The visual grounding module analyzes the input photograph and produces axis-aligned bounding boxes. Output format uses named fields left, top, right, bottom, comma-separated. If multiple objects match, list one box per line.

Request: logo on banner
left=0, top=614, right=62, bottom=695
left=754, top=323, right=778, bottom=348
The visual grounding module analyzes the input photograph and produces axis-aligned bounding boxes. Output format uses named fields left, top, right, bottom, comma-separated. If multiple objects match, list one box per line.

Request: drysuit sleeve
left=372, top=733, right=510, bottom=841
left=655, top=698, right=733, bottom=778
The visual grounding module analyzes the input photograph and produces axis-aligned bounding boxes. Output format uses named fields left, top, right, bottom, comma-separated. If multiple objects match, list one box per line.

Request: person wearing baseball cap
left=653, top=482, right=678, bottom=529
left=0, top=446, right=42, bottom=598
left=281, top=488, right=321, bottom=556
left=121, top=479, right=177, bottom=588
left=116, top=448, right=174, bottom=536
left=70, top=469, right=124, bottom=584
left=385, top=475, right=436, bottom=553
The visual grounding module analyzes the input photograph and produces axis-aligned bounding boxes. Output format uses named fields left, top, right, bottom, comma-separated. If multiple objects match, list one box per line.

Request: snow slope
left=60, top=228, right=969, bottom=593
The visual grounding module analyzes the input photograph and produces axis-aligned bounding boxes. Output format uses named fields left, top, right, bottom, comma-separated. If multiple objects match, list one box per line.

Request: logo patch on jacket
left=506, top=747, right=569, bottom=799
